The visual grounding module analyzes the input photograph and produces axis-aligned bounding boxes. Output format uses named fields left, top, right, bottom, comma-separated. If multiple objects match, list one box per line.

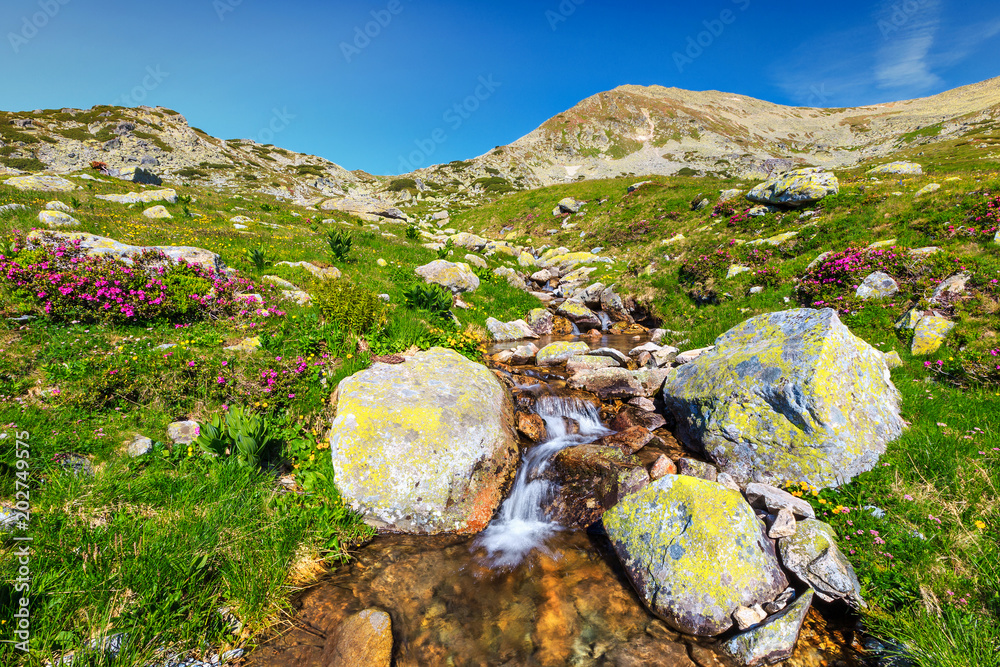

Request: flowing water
left=476, top=395, right=611, bottom=569
left=251, top=333, right=864, bottom=667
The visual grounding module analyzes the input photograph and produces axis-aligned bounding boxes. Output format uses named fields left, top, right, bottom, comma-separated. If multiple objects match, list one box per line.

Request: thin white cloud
left=873, top=0, right=942, bottom=91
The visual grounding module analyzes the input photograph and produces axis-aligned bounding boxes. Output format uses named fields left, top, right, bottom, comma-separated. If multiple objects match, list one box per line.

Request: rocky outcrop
left=747, top=168, right=839, bottom=208
left=603, top=475, right=789, bottom=636
left=663, top=309, right=905, bottom=488
left=27, top=230, right=226, bottom=273
left=5, top=175, right=77, bottom=192
left=96, top=188, right=177, bottom=204
left=329, top=348, right=519, bottom=534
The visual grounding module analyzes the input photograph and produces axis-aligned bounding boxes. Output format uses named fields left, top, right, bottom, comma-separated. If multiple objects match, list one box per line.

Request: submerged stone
left=721, top=590, right=814, bottom=666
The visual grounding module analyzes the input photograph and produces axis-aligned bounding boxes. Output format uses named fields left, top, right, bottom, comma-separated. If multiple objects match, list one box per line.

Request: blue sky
left=1, top=0, right=998, bottom=174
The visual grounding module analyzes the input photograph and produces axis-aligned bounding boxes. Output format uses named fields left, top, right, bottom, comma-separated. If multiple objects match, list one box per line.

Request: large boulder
left=542, top=444, right=648, bottom=528
left=485, top=317, right=537, bottom=342
left=415, top=260, right=480, bottom=293
left=96, top=188, right=177, bottom=204
left=536, top=341, right=591, bottom=366
left=27, top=230, right=226, bottom=273
left=603, top=475, right=789, bottom=636
left=4, top=175, right=77, bottom=192
left=779, top=519, right=864, bottom=607
left=663, top=309, right=904, bottom=488
left=448, top=232, right=488, bottom=251
left=556, top=300, right=602, bottom=331
left=329, top=348, right=519, bottom=534
left=747, top=168, right=839, bottom=208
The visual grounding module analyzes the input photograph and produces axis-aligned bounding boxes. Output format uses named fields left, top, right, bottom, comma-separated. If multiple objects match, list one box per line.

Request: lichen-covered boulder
left=276, top=260, right=342, bottom=280
left=37, top=211, right=79, bottom=227
left=779, top=519, right=863, bottom=607
left=536, top=341, right=591, bottom=366
left=448, top=232, right=488, bottom=251
left=492, top=266, right=528, bottom=291
left=856, top=271, right=898, bottom=300
left=543, top=444, right=648, bottom=528
left=415, top=260, right=480, bottom=293
left=600, top=286, right=631, bottom=322
left=5, top=175, right=76, bottom=192
left=603, top=475, right=789, bottom=636
left=329, top=348, right=518, bottom=534
left=911, top=315, right=955, bottom=355
left=143, top=205, right=172, bottom=219
left=27, top=230, right=225, bottom=273
left=525, top=308, right=553, bottom=335
left=566, top=355, right=619, bottom=374
left=868, top=161, right=922, bottom=176
left=485, top=317, right=537, bottom=342
left=721, top=590, right=814, bottom=666
left=663, top=309, right=904, bottom=488
left=556, top=300, right=602, bottom=331
left=96, top=188, right=177, bottom=204
left=747, top=168, right=839, bottom=208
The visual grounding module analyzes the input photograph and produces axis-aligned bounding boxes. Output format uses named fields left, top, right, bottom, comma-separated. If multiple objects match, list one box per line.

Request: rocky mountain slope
left=412, top=75, right=1000, bottom=186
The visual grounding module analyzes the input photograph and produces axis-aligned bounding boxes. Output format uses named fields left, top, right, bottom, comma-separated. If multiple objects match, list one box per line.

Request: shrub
left=387, top=178, right=417, bottom=192
left=405, top=224, right=419, bottom=240
left=313, top=280, right=386, bottom=334
left=0, top=233, right=282, bottom=323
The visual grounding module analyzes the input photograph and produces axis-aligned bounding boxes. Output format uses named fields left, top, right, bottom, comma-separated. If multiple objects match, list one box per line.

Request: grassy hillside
left=0, top=173, right=538, bottom=665
left=452, top=156, right=1000, bottom=663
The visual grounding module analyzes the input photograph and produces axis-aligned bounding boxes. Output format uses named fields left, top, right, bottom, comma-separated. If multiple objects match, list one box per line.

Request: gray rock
left=744, top=482, right=816, bottom=519
left=721, top=590, right=814, bottom=666
left=603, top=475, right=789, bottom=636
left=868, top=161, right=922, bottom=176
left=38, top=210, right=80, bottom=227
left=536, top=341, right=591, bottom=366
left=733, top=604, right=767, bottom=631
left=486, top=317, right=537, bottom=342
left=46, top=200, right=73, bottom=212
left=167, top=421, right=200, bottom=445
left=747, top=167, right=839, bottom=208
left=856, top=271, right=899, bottom=300
left=463, top=253, right=487, bottom=269
left=557, top=197, right=580, bottom=214
left=674, top=346, right=714, bottom=365
left=509, top=343, right=539, bottom=365
left=779, top=519, right=864, bottom=607
left=126, top=436, right=154, bottom=457
left=568, top=367, right=670, bottom=400
left=29, top=230, right=226, bottom=274
left=929, top=273, right=970, bottom=305
left=589, top=347, right=630, bottom=365
left=0, top=203, right=27, bottom=215
left=525, top=308, right=554, bottom=336
left=566, top=355, right=620, bottom=373
left=677, top=457, right=718, bottom=482
left=600, top=286, right=631, bottom=322
left=663, top=309, right=904, bottom=489
left=768, top=507, right=797, bottom=539
left=556, top=300, right=602, bottom=331
left=415, top=260, right=480, bottom=293
left=493, top=266, right=528, bottom=291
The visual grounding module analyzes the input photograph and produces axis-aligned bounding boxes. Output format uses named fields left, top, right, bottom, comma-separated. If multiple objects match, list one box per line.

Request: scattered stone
left=610, top=406, right=667, bottom=432
left=911, top=316, right=955, bottom=355
left=493, top=266, right=529, bottom=291
left=598, top=425, right=654, bottom=455
left=716, top=472, right=742, bottom=492
left=744, top=482, right=816, bottom=519
left=536, top=341, right=591, bottom=366
left=509, top=343, right=539, bottom=365
left=126, top=435, right=153, bottom=457
left=915, top=183, right=940, bottom=197
left=747, top=167, right=839, bottom=208
left=856, top=271, right=899, bottom=300
left=143, top=205, right=172, bottom=219
left=322, top=609, right=393, bottom=667
left=262, top=275, right=297, bottom=289
left=525, top=308, right=554, bottom=336
left=600, top=286, right=631, bottom=322
left=779, top=519, right=864, bottom=607
left=464, top=253, right=487, bottom=269
left=721, top=590, right=814, bottom=667
left=628, top=181, right=652, bottom=193
left=557, top=197, right=580, bottom=214
left=749, top=286, right=765, bottom=295
left=330, top=348, right=519, bottom=534
left=664, top=309, right=905, bottom=488
left=727, top=265, right=751, bottom=279
left=868, top=161, right=922, bottom=176
left=674, top=346, right=714, bottom=365
left=167, top=421, right=200, bottom=445
left=485, top=317, right=538, bottom=342
left=544, top=444, right=648, bottom=527
left=415, top=260, right=480, bottom=293
left=868, top=239, right=897, bottom=249
left=224, top=336, right=262, bottom=352
left=764, top=587, right=797, bottom=614
left=0, top=203, right=27, bottom=215
left=733, top=605, right=768, bottom=631
left=28, top=230, right=225, bottom=273
left=649, top=455, right=677, bottom=480
left=276, top=260, right=341, bottom=280
left=37, top=210, right=80, bottom=227
left=556, top=300, right=602, bottom=331
left=376, top=258, right=387, bottom=267
left=46, top=200, right=73, bottom=212
left=603, top=475, right=789, bottom=636
left=54, top=453, right=94, bottom=477
left=718, top=188, right=743, bottom=202
left=568, top=367, right=670, bottom=400
left=589, top=347, right=630, bottom=365
left=929, top=273, right=970, bottom=305
left=281, top=289, right=312, bottom=306
left=629, top=396, right=657, bottom=411
left=5, top=175, right=77, bottom=192
left=96, top=188, right=177, bottom=204
left=566, top=355, right=619, bottom=373
left=516, top=412, right=547, bottom=442
left=677, top=457, right=718, bottom=482
left=768, top=507, right=797, bottom=539
left=449, top=232, right=489, bottom=251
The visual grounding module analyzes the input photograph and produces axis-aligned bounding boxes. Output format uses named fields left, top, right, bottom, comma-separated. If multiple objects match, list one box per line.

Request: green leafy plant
left=69, top=196, right=81, bottom=209
left=404, top=283, right=453, bottom=319
left=246, top=246, right=271, bottom=271
left=326, top=230, right=353, bottom=263
left=436, top=239, right=454, bottom=260
left=405, top=224, right=419, bottom=240
left=194, top=406, right=277, bottom=467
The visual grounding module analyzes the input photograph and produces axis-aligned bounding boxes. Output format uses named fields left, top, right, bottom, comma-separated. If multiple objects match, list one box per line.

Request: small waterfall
left=476, top=396, right=611, bottom=569
left=598, top=311, right=612, bottom=332
left=570, top=321, right=581, bottom=336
